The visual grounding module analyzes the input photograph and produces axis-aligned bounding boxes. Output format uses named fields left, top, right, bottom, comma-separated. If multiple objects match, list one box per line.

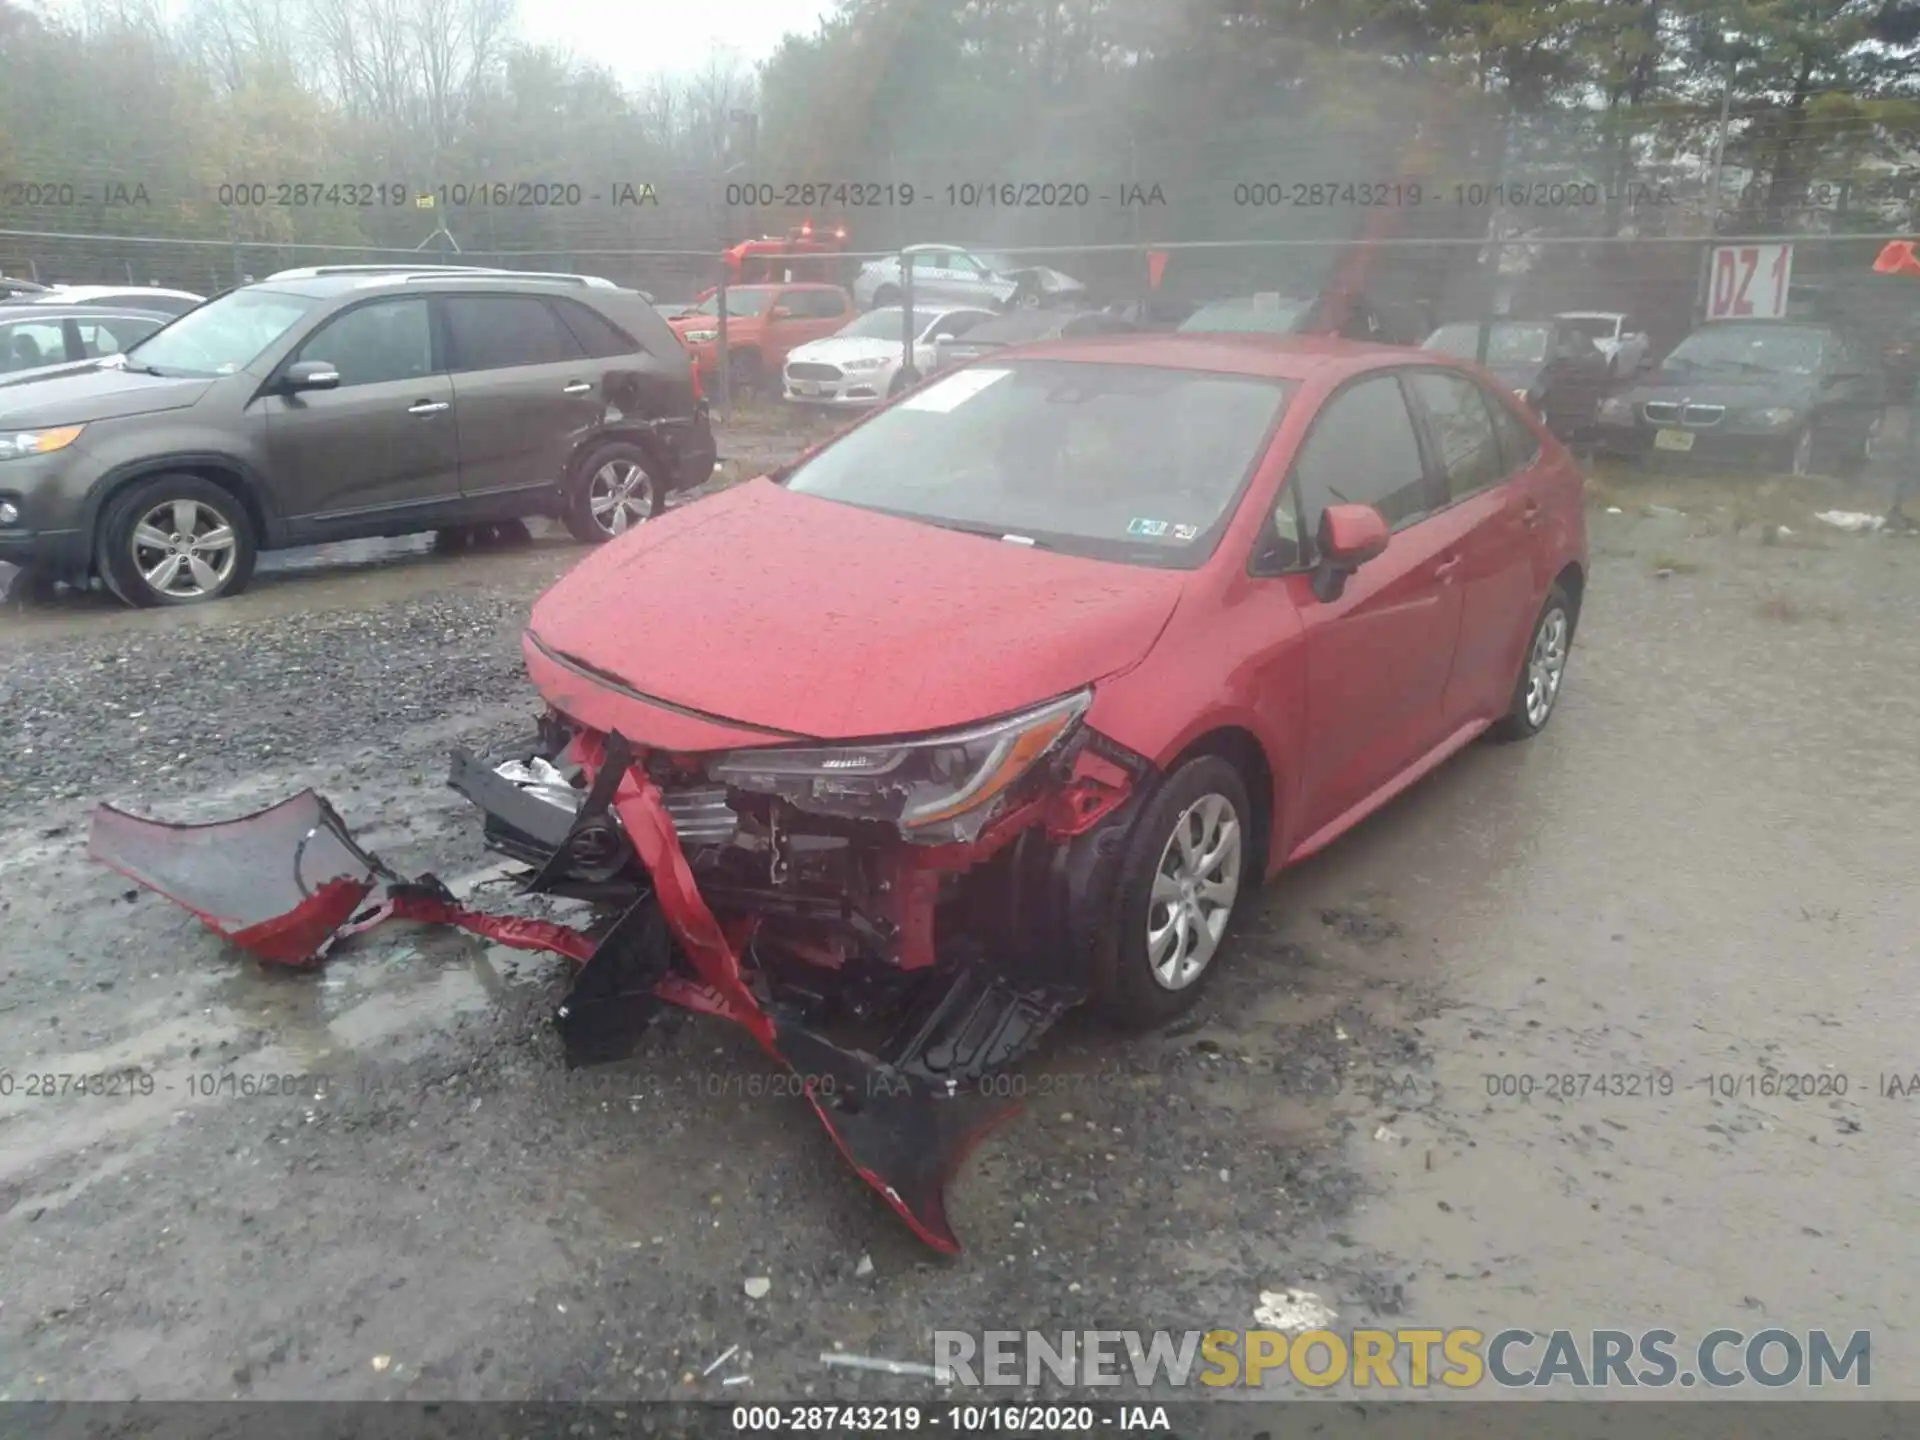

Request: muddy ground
left=1, top=403, right=1916, bottom=1402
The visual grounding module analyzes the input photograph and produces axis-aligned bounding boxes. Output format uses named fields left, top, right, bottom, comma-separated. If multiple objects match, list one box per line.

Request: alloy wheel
left=589, top=459, right=655, bottom=536
left=1525, top=606, right=1570, bottom=729
left=131, top=498, right=239, bottom=600
left=1146, top=792, right=1243, bottom=991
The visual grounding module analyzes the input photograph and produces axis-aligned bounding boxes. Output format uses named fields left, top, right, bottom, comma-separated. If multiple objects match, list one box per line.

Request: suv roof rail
left=397, top=270, right=619, bottom=289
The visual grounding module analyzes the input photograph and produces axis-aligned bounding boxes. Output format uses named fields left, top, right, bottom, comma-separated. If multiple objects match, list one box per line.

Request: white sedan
left=782, top=305, right=997, bottom=408
left=1556, top=311, right=1650, bottom=378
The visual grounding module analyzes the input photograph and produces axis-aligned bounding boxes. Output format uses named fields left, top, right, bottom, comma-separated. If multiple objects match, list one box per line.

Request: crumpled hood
left=526, top=479, right=1186, bottom=742
left=0, top=366, right=213, bottom=426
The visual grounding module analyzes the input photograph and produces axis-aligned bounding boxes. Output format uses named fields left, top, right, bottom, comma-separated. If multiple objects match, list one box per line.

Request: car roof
left=986, top=331, right=1435, bottom=380
left=1557, top=310, right=1625, bottom=319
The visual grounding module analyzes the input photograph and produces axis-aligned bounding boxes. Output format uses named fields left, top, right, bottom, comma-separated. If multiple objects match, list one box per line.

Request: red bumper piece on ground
left=87, top=773, right=1016, bottom=1253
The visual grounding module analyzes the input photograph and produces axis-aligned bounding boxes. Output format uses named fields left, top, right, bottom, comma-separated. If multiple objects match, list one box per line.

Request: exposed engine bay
left=89, top=704, right=1153, bottom=1252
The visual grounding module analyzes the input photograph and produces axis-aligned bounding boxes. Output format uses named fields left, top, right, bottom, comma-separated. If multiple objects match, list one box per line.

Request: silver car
left=851, top=245, right=1087, bottom=312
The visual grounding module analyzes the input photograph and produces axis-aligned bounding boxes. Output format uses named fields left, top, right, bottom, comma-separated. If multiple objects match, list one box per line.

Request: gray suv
left=0, top=267, right=715, bottom=605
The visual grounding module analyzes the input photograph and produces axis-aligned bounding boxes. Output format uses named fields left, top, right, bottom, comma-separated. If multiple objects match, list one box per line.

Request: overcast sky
left=517, top=0, right=839, bottom=85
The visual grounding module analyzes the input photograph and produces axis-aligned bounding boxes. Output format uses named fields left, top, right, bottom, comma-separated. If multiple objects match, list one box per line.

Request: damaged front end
left=89, top=694, right=1151, bottom=1253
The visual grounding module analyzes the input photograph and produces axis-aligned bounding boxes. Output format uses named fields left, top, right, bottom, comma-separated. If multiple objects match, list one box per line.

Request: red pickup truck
left=668, top=283, right=854, bottom=392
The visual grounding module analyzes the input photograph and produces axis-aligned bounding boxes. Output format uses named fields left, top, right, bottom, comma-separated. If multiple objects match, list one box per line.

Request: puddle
left=0, top=931, right=562, bottom=1190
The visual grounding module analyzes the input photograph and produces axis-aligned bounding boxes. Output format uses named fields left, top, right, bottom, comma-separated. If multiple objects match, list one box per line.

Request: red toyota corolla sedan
left=516, top=333, right=1586, bottom=1023
left=91, top=331, right=1590, bottom=1251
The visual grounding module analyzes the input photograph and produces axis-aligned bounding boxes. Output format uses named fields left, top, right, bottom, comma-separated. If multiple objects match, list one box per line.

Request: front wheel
left=563, top=442, right=663, bottom=543
left=97, top=474, right=257, bottom=607
left=1491, top=583, right=1575, bottom=742
left=1096, top=756, right=1252, bottom=1028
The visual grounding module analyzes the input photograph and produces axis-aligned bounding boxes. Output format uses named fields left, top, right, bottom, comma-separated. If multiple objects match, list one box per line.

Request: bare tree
left=306, top=0, right=515, bottom=158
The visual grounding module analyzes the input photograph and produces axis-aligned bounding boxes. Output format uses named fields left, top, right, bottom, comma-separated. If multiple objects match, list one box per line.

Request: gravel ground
left=1, top=415, right=1917, bottom=1402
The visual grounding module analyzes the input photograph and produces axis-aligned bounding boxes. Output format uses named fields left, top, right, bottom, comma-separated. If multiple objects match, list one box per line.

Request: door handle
left=1433, top=553, right=1463, bottom=581
left=562, top=380, right=592, bottom=395
left=408, top=399, right=449, bottom=415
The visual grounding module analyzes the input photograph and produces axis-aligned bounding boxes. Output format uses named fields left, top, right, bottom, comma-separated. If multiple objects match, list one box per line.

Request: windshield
left=123, top=288, right=317, bottom=377
left=1560, top=315, right=1620, bottom=341
left=1179, top=298, right=1312, bottom=333
left=782, top=359, right=1288, bottom=568
left=1666, top=325, right=1825, bottom=375
left=1426, top=322, right=1553, bottom=365
left=681, top=288, right=775, bottom=318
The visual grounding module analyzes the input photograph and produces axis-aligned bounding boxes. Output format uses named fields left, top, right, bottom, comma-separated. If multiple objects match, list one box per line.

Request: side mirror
left=281, top=359, right=339, bottom=392
left=769, top=306, right=793, bottom=320
left=1311, top=503, right=1389, bottom=602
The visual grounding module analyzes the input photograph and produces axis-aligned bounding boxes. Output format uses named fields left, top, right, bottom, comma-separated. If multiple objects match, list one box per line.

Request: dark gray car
left=1594, top=319, right=1883, bottom=475
left=0, top=270, right=715, bottom=606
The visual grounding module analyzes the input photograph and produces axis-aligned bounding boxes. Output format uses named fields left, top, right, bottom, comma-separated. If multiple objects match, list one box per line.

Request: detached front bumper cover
left=87, top=743, right=1061, bottom=1253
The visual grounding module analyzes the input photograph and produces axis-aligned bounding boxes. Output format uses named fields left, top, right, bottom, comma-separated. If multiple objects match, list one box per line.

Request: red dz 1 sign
left=1707, top=243, right=1793, bottom=321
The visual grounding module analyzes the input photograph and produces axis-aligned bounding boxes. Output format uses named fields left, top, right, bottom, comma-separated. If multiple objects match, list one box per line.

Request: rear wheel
left=1096, top=756, right=1252, bottom=1029
left=97, top=474, right=256, bottom=607
left=563, top=442, right=663, bottom=543
left=1491, top=583, right=1575, bottom=742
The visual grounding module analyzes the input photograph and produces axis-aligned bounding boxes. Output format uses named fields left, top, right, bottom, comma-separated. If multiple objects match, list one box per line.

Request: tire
left=563, top=442, right=663, bottom=543
left=1095, top=755, right=1253, bottom=1029
left=1490, top=583, right=1576, bottom=743
left=1011, top=280, right=1042, bottom=311
left=96, top=474, right=256, bottom=608
left=871, top=285, right=901, bottom=309
left=886, top=369, right=911, bottom=399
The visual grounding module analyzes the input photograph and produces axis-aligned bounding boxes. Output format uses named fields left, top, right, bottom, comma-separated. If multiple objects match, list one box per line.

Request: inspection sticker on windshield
left=899, top=367, right=1011, bottom=412
left=1128, top=517, right=1171, bottom=538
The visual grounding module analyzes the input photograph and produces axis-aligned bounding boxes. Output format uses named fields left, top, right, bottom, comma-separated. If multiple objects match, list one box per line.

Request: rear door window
left=1408, top=369, right=1508, bottom=503
left=1485, top=386, right=1542, bottom=472
left=443, top=294, right=586, bottom=371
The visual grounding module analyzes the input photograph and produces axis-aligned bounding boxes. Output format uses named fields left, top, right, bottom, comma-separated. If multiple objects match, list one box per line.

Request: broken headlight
left=707, top=689, right=1092, bottom=840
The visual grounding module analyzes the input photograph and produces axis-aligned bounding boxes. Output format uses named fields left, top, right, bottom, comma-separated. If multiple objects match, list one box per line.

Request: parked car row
left=0, top=265, right=715, bottom=607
